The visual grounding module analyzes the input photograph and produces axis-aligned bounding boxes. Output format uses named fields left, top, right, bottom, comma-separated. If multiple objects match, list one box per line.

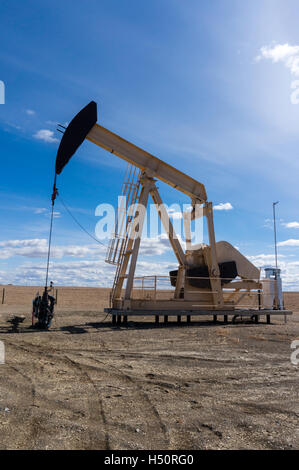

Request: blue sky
left=0, top=0, right=299, bottom=289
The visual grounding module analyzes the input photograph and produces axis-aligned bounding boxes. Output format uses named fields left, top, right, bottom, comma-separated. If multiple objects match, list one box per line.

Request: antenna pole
left=273, top=201, right=279, bottom=273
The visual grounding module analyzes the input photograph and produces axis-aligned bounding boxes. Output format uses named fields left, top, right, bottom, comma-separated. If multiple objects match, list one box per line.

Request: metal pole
left=273, top=201, right=280, bottom=311
left=45, top=174, right=58, bottom=292
left=273, top=201, right=279, bottom=272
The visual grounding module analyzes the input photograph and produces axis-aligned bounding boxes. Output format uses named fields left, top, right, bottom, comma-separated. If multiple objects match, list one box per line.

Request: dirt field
left=0, top=286, right=298, bottom=450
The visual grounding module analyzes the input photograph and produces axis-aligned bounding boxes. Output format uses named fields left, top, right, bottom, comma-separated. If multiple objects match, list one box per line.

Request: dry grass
left=0, top=285, right=297, bottom=311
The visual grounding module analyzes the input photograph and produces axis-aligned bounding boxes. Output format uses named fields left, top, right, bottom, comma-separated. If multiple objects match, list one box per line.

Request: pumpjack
left=52, top=101, right=292, bottom=324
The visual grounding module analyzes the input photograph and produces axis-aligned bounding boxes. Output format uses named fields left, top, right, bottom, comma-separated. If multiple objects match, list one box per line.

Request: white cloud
left=257, top=43, right=299, bottom=77
left=26, top=109, right=35, bottom=116
left=3, top=255, right=176, bottom=288
left=263, top=218, right=273, bottom=229
left=1, top=235, right=298, bottom=290
left=257, top=44, right=299, bottom=63
left=167, top=205, right=193, bottom=220
left=247, top=253, right=299, bottom=290
left=1, top=238, right=298, bottom=290
left=247, top=253, right=285, bottom=266
left=0, top=236, right=172, bottom=261
left=140, top=235, right=173, bottom=256
left=5, top=251, right=299, bottom=290
left=167, top=208, right=183, bottom=220
left=33, top=207, right=61, bottom=218
left=214, top=202, right=233, bottom=211
left=0, top=234, right=177, bottom=286
left=34, top=208, right=47, bottom=214
left=12, top=259, right=113, bottom=287
left=277, top=239, right=299, bottom=247
left=0, top=239, right=106, bottom=260
left=33, top=129, right=58, bottom=144
left=283, top=222, right=299, bottom=229
left=0, top=239, right=47, bottom=248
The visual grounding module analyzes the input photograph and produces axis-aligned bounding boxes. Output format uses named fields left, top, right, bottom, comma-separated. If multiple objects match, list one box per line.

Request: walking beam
left=87, top=124, right=207, bottom=203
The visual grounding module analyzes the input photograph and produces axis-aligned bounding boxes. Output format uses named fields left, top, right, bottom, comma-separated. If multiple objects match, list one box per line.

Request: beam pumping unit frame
left=54, top=102, right=292, bottom=325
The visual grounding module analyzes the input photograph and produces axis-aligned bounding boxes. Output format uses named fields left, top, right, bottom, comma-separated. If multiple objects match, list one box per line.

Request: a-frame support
left=124, top=177, right=152, bottom=300
left=112, top=175, right=151, bottom=303
left=149, top=185, right=186, bottom=266
left=115, top=173, right=186, bottom=308
left=205, top=202, right=224, bottom=308
left=113, top=175, right=223, bottom=310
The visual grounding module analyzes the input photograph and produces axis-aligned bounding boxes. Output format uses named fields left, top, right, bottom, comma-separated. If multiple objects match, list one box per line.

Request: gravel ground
left=0, top=291, right=298, bottom=450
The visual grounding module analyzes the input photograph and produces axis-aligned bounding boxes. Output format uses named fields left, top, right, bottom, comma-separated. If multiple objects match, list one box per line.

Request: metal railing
left=105, top=164, right=141, bottom=266
left=106, top=164, right=142, bottom=306
left=128, top=275, right=272, bottom=309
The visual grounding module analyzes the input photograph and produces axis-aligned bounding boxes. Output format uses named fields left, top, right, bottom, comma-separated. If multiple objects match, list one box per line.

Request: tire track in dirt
left=7, top=364, right=55, bottom=449
left=9, top=339, right=169, bottom=448
left=17, top=335, right=170, bottom=448
left=63, top=355, right=110, bottom=449
left=66, top=337, right=170, bottom=448
left=4, top=340, right=109, bottom=449
left=1, top=364, right=37, bottom=449
left=8, top=365, right=36, bottom=406
left=79, top=353, right=169, bottom=445
left=54, top=346, right=241, bottom=368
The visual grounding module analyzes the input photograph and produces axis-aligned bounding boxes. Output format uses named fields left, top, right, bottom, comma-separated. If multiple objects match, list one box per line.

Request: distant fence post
left=55, top=289, right=58, bottom=305
left=2, top=288, right=5, bottom=305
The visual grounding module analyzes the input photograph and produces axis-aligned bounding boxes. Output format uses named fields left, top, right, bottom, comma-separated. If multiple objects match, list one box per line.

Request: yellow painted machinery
left=54, top=101, right=292, bottom=324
